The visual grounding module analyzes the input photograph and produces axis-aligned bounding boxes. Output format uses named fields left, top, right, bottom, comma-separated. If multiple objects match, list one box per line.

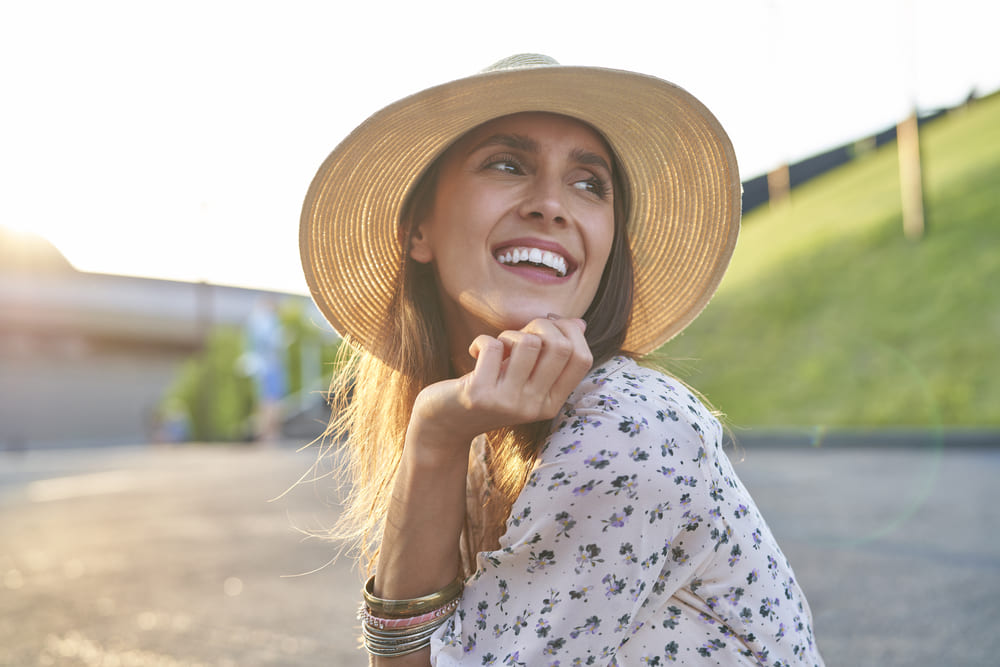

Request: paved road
left=0, top=438, right=996, bottom=666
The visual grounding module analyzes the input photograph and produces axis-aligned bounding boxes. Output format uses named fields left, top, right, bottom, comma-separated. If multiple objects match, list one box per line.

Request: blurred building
left=0, top=228, right=328, bottom=449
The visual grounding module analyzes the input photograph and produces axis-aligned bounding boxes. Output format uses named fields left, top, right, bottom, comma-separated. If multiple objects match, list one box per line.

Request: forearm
left=375, top=435, right=468, bottom=597
left=370, top=428, right=470, bottom=666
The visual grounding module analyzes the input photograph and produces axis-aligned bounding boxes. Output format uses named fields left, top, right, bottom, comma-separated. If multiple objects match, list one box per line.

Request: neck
left=450, top=350, right=475, bottom=376
left=447, top=323, right=482, bottom=376
left=440, top=301, right=501, bottom=378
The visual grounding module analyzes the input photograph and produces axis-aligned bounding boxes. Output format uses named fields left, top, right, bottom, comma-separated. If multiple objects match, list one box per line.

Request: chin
left=493, top=304, right=575, bottom=330
left=451, top=293, right=589, bottom=338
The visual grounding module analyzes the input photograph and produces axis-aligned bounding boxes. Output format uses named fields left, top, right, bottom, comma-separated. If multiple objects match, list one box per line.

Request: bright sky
left=2, top=0, right=997, bottom=295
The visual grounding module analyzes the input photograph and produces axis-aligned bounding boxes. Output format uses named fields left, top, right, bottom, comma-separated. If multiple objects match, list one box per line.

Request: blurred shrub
left=160, top=300, right=341, bottom=442
left=164, top=327, right=255, bottom=441
left=279, top=300, right=343, bottom=397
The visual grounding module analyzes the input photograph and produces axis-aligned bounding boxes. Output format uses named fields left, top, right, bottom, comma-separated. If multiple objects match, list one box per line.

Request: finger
left=468, top=334, right=504, bottom=380
left=521, top=317, right=593, bottom=410
left=506, top=318, right=577, bottom=418
left=520, top=317, right=577, bottom=382
left=540, top=316, right=590, bottom=356
left=547, top=313, right=587, bottom=334
left=468, top=334, right=499, bottom=361
left=542, top=317, right=594, bottom=398
left=496, top=330, right=543, bottom=384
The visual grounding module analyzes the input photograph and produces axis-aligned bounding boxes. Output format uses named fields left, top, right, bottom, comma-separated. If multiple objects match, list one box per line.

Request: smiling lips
left=495, top=246, right=569, bottom=277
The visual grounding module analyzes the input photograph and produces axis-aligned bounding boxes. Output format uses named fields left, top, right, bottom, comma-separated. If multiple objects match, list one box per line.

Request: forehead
left=450, top=111, right=613, bottom=161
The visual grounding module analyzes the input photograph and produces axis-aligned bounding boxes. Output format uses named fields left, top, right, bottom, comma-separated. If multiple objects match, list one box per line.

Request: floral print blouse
left=431, top=355, right=823, bottom=666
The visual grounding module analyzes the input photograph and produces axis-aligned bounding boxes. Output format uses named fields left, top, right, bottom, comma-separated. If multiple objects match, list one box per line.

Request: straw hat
left=300, top=54, right=741, bottom=355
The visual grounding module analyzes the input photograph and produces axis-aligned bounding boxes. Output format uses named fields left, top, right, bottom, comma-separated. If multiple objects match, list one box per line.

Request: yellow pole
left=767, top=163, right=791, bottom=210
left=897, top=111, right=926, bottom=240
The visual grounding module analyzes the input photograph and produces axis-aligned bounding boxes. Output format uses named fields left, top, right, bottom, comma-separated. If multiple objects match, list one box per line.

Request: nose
left=518, top=173, right=567, bottom=224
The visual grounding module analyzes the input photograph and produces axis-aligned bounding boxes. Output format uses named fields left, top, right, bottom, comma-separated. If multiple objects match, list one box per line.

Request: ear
left=408, top=223, right=434, bottom=264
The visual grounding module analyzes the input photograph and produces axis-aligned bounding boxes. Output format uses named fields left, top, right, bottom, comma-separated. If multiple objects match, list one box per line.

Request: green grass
left=655, top=92, right=1000, bottom=427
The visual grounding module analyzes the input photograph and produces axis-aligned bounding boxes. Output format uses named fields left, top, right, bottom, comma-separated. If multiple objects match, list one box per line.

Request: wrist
left=402, top=419, right=474, bottom=472
left=406, top=395, right=481, bottom=467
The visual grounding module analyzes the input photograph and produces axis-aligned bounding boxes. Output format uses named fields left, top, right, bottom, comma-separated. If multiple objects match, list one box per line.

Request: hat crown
left=481, top=53, right=559, bottom=73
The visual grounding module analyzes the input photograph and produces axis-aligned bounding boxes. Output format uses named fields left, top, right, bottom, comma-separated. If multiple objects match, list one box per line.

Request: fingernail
left=575, top=318, right=587, bottom=330
left=547, top=313, right=560, bottom=320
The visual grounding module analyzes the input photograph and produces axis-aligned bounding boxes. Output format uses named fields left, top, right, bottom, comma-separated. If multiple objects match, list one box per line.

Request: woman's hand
left=408, top=316, right=593, bottom=455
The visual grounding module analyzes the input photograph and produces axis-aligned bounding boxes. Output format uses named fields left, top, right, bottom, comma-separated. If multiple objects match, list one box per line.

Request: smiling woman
left=298, top=54, right=824, bottom=665
left=406, top=113, right=618, bottom=371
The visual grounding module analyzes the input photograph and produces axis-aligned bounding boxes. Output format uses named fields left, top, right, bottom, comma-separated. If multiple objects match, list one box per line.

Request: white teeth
left=496, top=246, right=568, bottom=277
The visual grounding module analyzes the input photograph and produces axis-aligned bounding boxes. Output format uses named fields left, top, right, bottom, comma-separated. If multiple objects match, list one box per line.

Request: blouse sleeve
left=431, top=359, right=729, bottom=665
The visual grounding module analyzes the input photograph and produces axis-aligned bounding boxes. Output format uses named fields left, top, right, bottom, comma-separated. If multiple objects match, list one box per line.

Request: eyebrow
left=471, top=133, right=613, bottom=176
left=569, top=147, right=613, bottom=176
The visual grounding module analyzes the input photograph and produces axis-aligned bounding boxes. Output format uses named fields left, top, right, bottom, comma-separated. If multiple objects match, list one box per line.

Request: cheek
left=590, top=216, right=616, bottom=277
left=435, top=187, right=494, bottom=242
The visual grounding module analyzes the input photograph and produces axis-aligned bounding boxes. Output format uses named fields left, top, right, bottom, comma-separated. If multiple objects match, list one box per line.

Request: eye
left=481, top=153, right=524, bottom=175
left=573, top=175, right=611, bottom=199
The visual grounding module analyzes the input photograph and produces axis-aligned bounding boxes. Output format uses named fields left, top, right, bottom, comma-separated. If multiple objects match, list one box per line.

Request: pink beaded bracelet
left=360, top=597, right=461, bottom=631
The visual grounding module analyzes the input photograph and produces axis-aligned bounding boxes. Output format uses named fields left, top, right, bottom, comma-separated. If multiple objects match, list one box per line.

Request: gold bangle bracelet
left=363, top=574, right=464, bottom=618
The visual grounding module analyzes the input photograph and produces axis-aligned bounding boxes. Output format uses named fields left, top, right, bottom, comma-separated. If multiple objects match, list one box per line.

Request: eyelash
left=578, top=175, right=611, bottom=200
left=480, top=153, right=611, bottom=200
left=481, top=152, right=524, bottom=175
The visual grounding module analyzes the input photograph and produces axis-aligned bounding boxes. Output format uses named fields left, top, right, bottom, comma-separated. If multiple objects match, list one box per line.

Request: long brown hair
left=321, top=117, right=635, bottom=576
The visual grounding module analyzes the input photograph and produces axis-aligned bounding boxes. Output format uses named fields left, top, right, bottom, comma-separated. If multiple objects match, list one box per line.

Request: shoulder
left=573, top=355, right=702, bottom=407
left=536, top=355, right=723, bottom=486
left=559, top=355, right=720, bottom=444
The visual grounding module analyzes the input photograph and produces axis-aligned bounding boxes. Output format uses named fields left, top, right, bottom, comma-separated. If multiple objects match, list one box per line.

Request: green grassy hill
left=656, top=92, right=1000, bottom=428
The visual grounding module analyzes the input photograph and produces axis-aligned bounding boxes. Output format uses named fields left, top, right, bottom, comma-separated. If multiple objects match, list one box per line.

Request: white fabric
left=431, top=355, right=823, bottom=666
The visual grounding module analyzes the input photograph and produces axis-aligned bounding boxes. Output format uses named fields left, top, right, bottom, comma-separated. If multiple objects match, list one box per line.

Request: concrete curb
left=727, top=428, right=1000, bottom=449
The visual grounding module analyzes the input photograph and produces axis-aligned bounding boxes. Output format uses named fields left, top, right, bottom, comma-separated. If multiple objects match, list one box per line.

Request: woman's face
left=409, top=112, right=616, bottom=348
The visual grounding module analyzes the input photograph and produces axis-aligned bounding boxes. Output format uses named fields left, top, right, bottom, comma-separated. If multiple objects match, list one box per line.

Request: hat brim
left=301, top=64, right=741, bottom=355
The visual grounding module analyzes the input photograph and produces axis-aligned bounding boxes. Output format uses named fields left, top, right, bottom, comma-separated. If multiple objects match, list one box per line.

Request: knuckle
left=459, top=386, right=482, bottom=410
left=519, top=333, right=542, bottom=349
left=463, top=377, right=496, bottom=405
left=548, top=338, right=573, bottom=358
left=497, top=330, right=519, bottom=345
left=474, top=334, right=499, bottom=349
left=524, top=317, right=550, bottom=331
left=537, top=400, right=562, bottom=421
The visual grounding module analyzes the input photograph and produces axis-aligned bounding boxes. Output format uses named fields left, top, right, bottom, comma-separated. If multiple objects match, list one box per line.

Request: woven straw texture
left=300, top=60, right=741, bottom=356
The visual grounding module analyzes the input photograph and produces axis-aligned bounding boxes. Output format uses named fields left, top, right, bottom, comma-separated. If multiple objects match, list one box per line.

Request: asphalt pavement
left=0, top=436, right=997, bottom=666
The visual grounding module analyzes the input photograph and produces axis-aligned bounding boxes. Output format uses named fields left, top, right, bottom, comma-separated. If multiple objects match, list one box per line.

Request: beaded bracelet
left=360, top=597, right=461, bottom=631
